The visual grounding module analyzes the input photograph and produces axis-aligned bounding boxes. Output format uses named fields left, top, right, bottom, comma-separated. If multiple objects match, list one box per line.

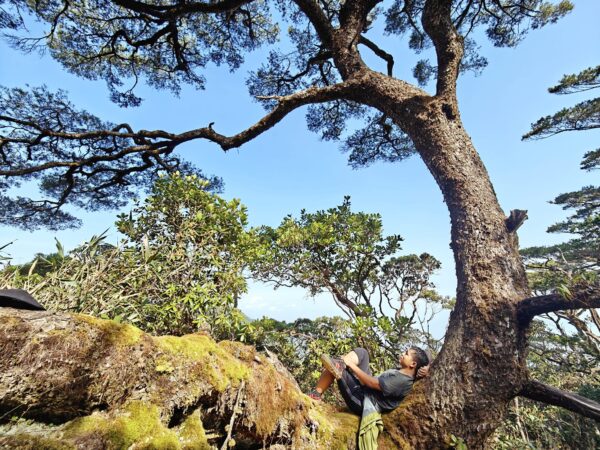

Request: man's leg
left=339, top=347, right=371, bottom=374
left=336, top=347, right=372, bottom=414
left=316, top=348, right=366, bottom=394
left=311, top=348, right=371, bottom=398
left=314, top=369, right=335, bottom=395
left=310, top=348, right=371, bottom=414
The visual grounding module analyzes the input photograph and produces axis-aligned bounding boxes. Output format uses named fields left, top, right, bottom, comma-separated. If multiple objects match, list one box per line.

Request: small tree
left=251, top=197, right=445, bottom=360
left=114, top=172, right=256, bottom=336
left=2, top=173, right=256, bottom=339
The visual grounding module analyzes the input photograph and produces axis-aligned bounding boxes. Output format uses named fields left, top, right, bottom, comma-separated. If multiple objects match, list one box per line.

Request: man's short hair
left=409, top=346, right=430, bottom=372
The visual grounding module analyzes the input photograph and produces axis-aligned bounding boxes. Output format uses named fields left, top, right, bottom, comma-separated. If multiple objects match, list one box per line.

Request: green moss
left=63, top=401, right=178, bottom=449
left=176, top=413, right=211, bottom=450
left=141, top=433, right=180, bottom=449
left=155, top=356, right=175, bottom=374
left=154, top=334, right=249, bottom=391
left=308, top=406, right=359, bottom=449
left=75, top=314, right=142, bottom=347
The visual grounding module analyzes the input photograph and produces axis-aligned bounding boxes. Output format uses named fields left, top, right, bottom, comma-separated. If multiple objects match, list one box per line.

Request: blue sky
left=1, top=1, right=598, bottom=332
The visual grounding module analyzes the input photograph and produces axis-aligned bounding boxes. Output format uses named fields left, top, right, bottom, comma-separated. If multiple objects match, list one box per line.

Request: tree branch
left=517, top=284, right=600, bottom=326
left=291, top=0, right=334, bottom=46
left=358, top=36, right=394, bottom=76
left=505, top=208, right=528, bottom=233
left=0, top=81, right=361, bottom=222
left=421, top=0, right=463, bottom=98
left=209, top=79, right=363, bottom=149
left=2, top=80, right=359, bottom=163
left=520, top=380, right=600, bottom=422
left=113, top=0, right=255, bottom=19
left=339, top=0, right=382, bottom=32
left=522, top=98, right=600, bottom=140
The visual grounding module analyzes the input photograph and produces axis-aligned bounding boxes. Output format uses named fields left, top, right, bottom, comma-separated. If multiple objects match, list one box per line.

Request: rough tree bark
left=313, top=10, right=534, bottom=442
left=384, top=94, right=532, bottom=448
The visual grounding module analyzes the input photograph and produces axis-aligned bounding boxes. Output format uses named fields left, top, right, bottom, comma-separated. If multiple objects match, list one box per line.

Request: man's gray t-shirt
left=372, top=370, right=414, bottom=411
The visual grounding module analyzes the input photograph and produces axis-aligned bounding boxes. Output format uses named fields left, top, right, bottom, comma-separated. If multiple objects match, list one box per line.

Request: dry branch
left=517, top=284, right=600, bottom=326
left=520, top=380, right=600, bottom=422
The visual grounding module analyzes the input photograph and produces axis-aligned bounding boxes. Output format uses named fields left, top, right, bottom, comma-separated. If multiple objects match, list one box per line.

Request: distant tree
left=251, top=197, right=445, bottom=356
left=523, top=65, right=599, bottom=140
left=521, top=63, right=599, bottom=298
left=1, top=1, right=599, bottom=446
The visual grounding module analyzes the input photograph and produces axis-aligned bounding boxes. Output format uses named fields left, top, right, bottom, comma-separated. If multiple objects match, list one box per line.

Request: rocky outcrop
left=0, top=308, right=363, bottom=449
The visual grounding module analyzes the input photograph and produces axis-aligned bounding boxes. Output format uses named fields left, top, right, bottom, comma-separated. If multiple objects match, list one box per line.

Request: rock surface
left=0, top=308, right=364, bottom=449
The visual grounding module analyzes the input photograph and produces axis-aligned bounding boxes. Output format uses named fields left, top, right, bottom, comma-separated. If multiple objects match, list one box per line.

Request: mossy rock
left=74, top=314, right=143, bottom=347
left=0, top=309, right=374, bottom=449
left=153, top=334, right=250, bottom=392
left=176, top=412, right=211, bottom=450
left=62, top=401, right=181, bottom=449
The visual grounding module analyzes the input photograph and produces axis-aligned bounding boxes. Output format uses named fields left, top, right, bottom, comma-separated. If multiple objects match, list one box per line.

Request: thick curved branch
left=517, top=284, right=600, bottom=327
left=292, top=0, right=334, bottom=46
left=421, top=0, right=464, bottom=97
left=359, top=36, right=394, bottom=76
left=3, top=81, right=358, bottom=158
left=0, top=80, right=360, bottom=219
left=520, top=380, right=600, bottom=422
left=213, top=79, right=363, bottom=149
left=339, top=0, right=381, bottom=32
left=113, top=0, right=254, bottom=19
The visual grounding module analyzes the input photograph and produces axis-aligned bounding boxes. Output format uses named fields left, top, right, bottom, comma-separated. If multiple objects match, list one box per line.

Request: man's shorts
left=337, top=347, right=371, bottom=415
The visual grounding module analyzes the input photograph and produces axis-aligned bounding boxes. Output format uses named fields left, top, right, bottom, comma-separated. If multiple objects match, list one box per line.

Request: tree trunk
left=380, top=92, right=531, bottom=448
left=347, top=69, right=533, bottom=447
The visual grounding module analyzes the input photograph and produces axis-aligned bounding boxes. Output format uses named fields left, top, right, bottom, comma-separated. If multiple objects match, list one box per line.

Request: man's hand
left=346, top=363, right=381, bottom=391
left=417, top=365, right=430, bottom=379
left=342, top=353, right=356, bottom=366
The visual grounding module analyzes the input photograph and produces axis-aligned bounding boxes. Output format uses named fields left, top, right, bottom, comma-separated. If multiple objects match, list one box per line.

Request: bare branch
left=517, top=284, right=600, bottom=327
left=520, top=380, right=600, bottom=422
left=0, top=80, right=360, bottom=226
left=359, top=36, right=394, bottom=76
left=505, top=208, right=528, bottom=233
left=216, top=79, right=363, bottom=149
left=2, top=80, right=359, bottom=172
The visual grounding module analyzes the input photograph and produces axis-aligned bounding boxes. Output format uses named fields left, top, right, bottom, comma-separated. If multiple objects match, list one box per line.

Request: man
left=308, top=346, right=430, bottom=415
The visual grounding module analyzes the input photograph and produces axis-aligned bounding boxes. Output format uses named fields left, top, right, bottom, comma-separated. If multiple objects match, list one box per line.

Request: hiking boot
left=320, top=354, right=345, bottom=380
left=307, top=389, right=322, bottom=401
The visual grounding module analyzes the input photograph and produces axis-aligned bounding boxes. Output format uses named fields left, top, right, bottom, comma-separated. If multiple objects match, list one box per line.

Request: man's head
left=398, top=346, right=429, bottom=375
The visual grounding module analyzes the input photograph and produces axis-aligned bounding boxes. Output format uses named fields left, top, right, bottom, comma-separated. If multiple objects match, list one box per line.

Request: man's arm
left=345, top=361, right=382, bottom=391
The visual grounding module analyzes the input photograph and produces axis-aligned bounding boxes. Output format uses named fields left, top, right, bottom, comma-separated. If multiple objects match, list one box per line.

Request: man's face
left=398, top=348, right=417, bottom=370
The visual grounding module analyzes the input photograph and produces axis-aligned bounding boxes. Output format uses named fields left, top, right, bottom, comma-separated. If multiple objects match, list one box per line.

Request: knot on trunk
left=505, top=209, right=528, bottom=233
